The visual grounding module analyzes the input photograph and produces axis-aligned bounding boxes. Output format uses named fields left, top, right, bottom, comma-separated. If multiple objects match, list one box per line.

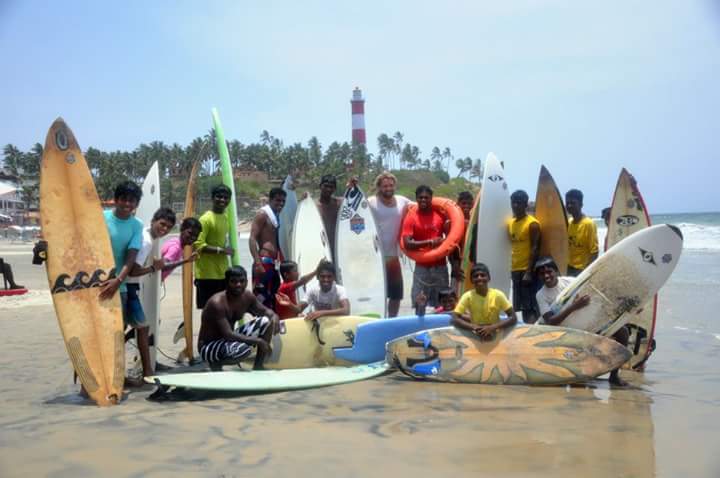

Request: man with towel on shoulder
left=249, top=187, right=286, bottom=311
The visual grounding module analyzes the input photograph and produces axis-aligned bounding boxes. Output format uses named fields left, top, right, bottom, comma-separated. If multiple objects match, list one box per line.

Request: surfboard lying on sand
left=291, top=196, right=332, bottom=302
left=335, top=185, right=386, bottom=317
left=386, top=325, right=631, bottom=386
left=40, top=118, right=124, bottom=406
left=334, top=313, right=451, bottom=364
left=249, top=316, right=375, bottom=369
left=539, top=224, right=683, bottom=337
left=146, top=361, right=389, bottom=392
left=475, top=153, right=512, bottom=295
left=535, top=165, right=568, bottom=275
left=278, top=175, right=297, bottom=261
left=607, top=168, right=657, bottom=370
left=212, top=108, right=241, bottom=266
left=131, top=161, right=160, bottom=372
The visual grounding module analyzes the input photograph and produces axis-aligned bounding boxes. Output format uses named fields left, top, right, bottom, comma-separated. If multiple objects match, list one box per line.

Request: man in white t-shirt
left=368, top=171, right=412, bottom=317
left=298, top=261, right=350, bottom=321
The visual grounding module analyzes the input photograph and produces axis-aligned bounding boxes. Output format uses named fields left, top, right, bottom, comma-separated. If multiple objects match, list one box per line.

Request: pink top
left=160, top=237, right=184, bottom=281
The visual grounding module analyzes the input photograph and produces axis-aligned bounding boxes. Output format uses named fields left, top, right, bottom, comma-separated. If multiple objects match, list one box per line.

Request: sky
left=1, top=0, right=719, bottom=214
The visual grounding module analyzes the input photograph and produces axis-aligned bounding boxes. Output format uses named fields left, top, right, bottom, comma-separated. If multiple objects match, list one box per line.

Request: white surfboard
left=278, top=175, right=297, bottom=261
left=475, top=153, right=512, bottom=295
left=291, top=196, right=333, bottom=302
left=335, top=185, right=387, bottom=317
left=540, top=224, right=683, bottom=337
left=132, top=161, right=161, bottom=371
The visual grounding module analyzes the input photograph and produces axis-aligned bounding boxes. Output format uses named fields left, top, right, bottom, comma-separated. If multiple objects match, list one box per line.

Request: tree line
left=2, top=130, right=483, bottom=210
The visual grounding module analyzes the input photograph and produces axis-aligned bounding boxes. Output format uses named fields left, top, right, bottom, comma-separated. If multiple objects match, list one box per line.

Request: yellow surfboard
left=180, top=159, right=201, bottom=363
left=387, top=325, right=631, bottom=385
left=458, top=188, right=480, bottom=295
left=246, top=316, right=375, bottom=369
left=535, top=165, right=568, bottom=274
left=40, top=118, right=124, bottom=406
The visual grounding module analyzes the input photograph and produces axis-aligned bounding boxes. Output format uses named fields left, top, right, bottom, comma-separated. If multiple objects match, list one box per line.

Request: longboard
left=387, top=325, right=631, bottom=385
left=534, top=165, right=568, bottom=274
left=334, top=313, right=451, bottom=364
left=180, top=158, right=201, bottom=362
left=40, top=118, right=124, bottom=406
left=278, top=175, right=297, bottom=261
left=607, top=169, right=657, bottom=369
left=146, top=362, right=389, bottom=392
left=250, top=316, right=375, bottom=369
left=539, top=224, right=683, bottom=337
left=475, top=153, right=512, bottom=295
left=131, top=161, right=160, bottom=372
left=211, top=108, right=241, bottom=266
left=291, top=196, right=332, bottom=302
left=458, top=189, right=480, bottom=295
left=335, top=185, right=386, bottom=317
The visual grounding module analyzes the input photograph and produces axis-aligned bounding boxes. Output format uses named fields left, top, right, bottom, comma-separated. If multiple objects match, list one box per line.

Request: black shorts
left=195, top=279, right=226, bottom=309
left=511, top=271, right=539, bottom=315
left=385, top=257, right=404, bottom=301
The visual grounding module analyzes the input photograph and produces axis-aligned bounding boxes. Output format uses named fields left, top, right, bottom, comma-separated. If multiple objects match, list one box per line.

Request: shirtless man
left=249, top=187, right=286, bottom=310
left=198, top=266, right=280, bottom=371
left=315, top=175, right=343, bottom=262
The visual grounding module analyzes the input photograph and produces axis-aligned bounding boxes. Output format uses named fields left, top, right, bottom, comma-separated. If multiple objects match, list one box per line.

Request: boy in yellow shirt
left=451, top=263, right=517, bottom=339
left=566, top=189, right=598, bottom=276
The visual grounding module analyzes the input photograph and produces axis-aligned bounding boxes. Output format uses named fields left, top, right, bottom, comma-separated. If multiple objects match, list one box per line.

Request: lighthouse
left=351, top=87, right=366, bottom=145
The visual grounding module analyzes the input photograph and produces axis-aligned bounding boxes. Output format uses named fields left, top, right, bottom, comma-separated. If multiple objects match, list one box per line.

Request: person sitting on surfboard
left=198, top=266, right=280, bottom=371
left=368, top=171, right=412, bottom=317
left=249, top=187, right=286, bottom=311
left=289, top=261, right=350, bottom=321
left=0, top=258, right=24, bottom=290
left=534, top=256, right=629, bottom=386
left=194, top=184, right=235, bottom=310
left=274, top=260, right=321, bottom=320
left=98, top=181, right=150, bottom=385
left=508, top=189, right=541, bottom=323
left=566, top=189, right=599, bottom=277
left=451, top=263, right=518, bottom=339
left=402, top=185, right=458, bottom=309
left=159, top=217, right=201, bottom=282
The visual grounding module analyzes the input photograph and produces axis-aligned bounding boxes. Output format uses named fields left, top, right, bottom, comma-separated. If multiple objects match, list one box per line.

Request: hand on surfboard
left=98, top=277, right=121, bottom=300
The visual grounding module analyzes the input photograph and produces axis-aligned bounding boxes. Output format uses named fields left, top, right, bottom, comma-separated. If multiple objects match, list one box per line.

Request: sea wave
left=597, top=221, right=720, bottom=252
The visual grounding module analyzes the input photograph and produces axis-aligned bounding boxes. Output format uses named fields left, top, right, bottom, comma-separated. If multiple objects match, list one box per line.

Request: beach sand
left=1, top=238, right=718, bottom=477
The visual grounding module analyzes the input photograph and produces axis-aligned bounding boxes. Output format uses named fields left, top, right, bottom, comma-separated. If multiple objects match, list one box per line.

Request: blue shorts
left=122, top=283, right=147, bottom=328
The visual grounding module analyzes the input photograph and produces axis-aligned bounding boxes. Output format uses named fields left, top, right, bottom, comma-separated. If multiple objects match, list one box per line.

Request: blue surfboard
left=333, top=314, right=451, bottom=364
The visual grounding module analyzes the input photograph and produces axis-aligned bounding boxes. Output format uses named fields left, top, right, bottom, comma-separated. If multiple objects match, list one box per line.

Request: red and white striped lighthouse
left=351, top=87, right=366, bottom=145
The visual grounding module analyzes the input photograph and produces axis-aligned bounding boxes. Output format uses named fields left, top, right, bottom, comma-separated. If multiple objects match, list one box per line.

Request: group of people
left=83, top=169, right=626, bottom=388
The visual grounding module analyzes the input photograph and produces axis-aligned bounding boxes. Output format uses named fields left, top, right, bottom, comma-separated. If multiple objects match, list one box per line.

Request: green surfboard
left=211, top=108, right=241, bottom=266
left=146, top=362, right=390, bottom=392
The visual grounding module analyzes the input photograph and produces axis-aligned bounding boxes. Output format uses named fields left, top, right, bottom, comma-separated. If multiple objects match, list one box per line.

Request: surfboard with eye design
left=40, top=118, right=124, bottom=406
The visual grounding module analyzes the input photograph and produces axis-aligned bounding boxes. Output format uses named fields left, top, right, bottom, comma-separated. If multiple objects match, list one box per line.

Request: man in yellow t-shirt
left=194, top=184, right=235, bottom=309
left=451, top=263, right=517, bottom=339
left=508, top=189, right=541, bottom=323
left=565, top=189, right=598, bottom=276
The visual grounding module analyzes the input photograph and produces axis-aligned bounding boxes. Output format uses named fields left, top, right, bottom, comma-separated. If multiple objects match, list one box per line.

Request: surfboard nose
left=667, top=224, right=683, bottom=240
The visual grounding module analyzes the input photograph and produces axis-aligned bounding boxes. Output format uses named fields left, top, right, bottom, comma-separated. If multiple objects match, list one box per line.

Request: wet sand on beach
left=1, top=239, right=719, bottom=477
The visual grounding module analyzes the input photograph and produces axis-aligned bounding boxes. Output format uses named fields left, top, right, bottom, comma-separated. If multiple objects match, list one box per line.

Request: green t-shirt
left=194, top=210, right=230, bottom=280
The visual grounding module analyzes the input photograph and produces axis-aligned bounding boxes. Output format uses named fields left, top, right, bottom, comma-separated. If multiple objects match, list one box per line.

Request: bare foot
left=124, top=376, right=145, bottom=388
left=9, top=284, right=25, bottom=290
left=609, top=371, right=628, bottom=387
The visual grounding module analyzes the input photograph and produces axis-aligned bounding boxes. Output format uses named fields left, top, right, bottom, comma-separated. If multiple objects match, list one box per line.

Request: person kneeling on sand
left=534, top=256, right=629, bottom=387
left=451, top=263, right=517, bottom=339
left=198, top=266, right=280, bottom=371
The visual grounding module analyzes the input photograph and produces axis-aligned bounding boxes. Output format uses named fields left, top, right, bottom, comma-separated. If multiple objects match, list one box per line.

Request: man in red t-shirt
left=274, top=260, right=320, bottom=320
left=402, top=185, right=455, bottom=309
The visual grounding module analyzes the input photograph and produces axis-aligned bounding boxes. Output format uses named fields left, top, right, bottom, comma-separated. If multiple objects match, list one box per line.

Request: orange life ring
left=400, top=197, right=465, bottom=263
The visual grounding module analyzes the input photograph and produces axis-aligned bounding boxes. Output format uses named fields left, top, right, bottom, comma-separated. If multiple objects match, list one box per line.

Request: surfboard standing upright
left=475, top=153, right=512, bottom=296
left=212, top=108, right=241, bottom=266
left=131, top=161, right=160, bottom=372
left=458, top=188, right=480, bottom=295
left=40, top=118, right=124, bottom=406
left=179, top=159, right=201, bottom=362
left=534, top=165, right=568, bottom=275
left=607, top=169, right=657, bottom=369
left=278, top=175, right=298, bottom=261
left=292, top=195, right=333, bottom=302
left=335, top=185, right=387, bottom=317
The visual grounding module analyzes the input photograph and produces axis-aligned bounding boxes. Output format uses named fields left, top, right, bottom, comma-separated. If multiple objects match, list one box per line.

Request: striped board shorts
left=199, top=316, right=271, bottom=365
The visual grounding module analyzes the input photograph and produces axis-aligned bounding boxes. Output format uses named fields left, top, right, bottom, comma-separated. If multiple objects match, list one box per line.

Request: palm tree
left=392, top=132, right=403, bottom=169
left=470, top=158, right=483, bottom=182
left=442, top=147, right=453, bottom=172
left=2, top=144, right=23, bottom=177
